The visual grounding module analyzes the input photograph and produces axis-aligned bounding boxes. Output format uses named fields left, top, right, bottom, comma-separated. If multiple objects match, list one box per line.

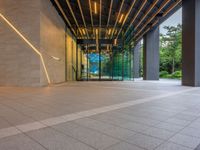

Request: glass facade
left=76, top=43, right=134, bottom=81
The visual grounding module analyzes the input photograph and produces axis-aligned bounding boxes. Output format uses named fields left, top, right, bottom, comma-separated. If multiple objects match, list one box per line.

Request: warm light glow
left=108, top=29, right=111, bottom=35
left=0, top=13, right=51, bottom=84
left=119, top=14, right=124, bottom=23
left=114, top=39, right=117, bottom=45
left=94, top=2, right=97, bottom=14
left=51, top=56, right=61, bottom=61
left=82, top=29, right=86, bottom=35
left=95, top=28, right=98, bottom=35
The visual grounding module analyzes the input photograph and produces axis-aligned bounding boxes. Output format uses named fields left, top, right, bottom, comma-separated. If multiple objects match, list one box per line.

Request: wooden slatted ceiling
left=51, top=0, right=181, bottom=42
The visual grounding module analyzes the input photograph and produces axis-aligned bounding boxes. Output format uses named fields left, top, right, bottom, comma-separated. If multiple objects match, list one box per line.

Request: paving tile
left=180, top=127, right=200, bottom=138
left=111, top=112, right=161, bottom=126
left=0, top=127, right=21, bottom=139
left=188, top=121, right=200, bottom=130
left=16, top=122, right=47, bottom=132
left=155, top=142, right=193, bottom=150
left=174, top=113, right=199, bottom=121
left=195, top=144, right=200, bottom=150
left=119, top=121, right=150, bottom=132
left=0, top=134, right=46, bottom=150
left=154, top=122, right=184, bottom=132
left=101, top=126, right=136, bottom=140
left=53, top=122, right=119, bottom=149
left=73, top=118, right=113, bottom=131
left=169, top=134, right=200, bottom=149
left=105, top=142, right=144, bottom=150
left=140, top=127, right=175, bottom=140
left=27, top=127, right=95, bottom=150
left=164, top=118, right=191, bottom=126
left=125, top=133, right=164, bottom=150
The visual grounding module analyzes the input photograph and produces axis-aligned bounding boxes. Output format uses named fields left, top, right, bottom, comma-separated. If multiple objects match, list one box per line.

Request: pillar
left=182, top=0, right=200, bottom=86
left=143, top=27, right=160, bottom=80
left=133, top=41, right=141, bottom=78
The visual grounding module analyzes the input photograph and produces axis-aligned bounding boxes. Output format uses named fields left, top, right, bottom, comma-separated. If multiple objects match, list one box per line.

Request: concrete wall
left=0, top=0, right=41, bottom=86
left=0, top=0, right=68, bottom=86
left=40, top=0, right=66, bottom=85
left=66, top=29, right=76, bottom=81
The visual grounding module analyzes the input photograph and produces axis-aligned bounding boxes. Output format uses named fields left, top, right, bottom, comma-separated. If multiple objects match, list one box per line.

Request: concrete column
left=133, top=41, right=141, bottom=78
left=182, top=0, right=200, bottom=86
left=143, top=27, right=160, bottom=80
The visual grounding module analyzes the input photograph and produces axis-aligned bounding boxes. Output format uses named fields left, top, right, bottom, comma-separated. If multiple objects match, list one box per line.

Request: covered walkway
left=0, top=80, right=200, bottom=150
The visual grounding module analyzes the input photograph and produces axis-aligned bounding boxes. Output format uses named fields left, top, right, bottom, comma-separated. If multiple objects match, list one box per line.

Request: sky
left=160, top=8, right=182, bottom=34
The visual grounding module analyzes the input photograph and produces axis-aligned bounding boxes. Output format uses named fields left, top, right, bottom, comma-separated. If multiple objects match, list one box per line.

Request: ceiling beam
left=134, top=0, right=160, bottom=30
left=77, top=0, right=89, bottom=38
left=66, top=0, right=82, bottom=37
left=134, top=0, right=171, bottom=39
left=124, top=0, right=147, bottom=36
left=116, top=0, right=137, bottom=39
left=54, top=0, right=76, bottom=36
left=135, top=0, right=181, bottom=42
left=111, top=0, right=125, bottom=39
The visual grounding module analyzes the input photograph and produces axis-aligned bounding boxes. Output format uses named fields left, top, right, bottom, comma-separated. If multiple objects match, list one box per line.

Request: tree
left=160, top=24, right=182, bottom=74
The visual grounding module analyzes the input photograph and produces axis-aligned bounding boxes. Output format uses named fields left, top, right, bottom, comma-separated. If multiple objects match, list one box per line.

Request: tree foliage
left=160, top=24, right=182, bottom=75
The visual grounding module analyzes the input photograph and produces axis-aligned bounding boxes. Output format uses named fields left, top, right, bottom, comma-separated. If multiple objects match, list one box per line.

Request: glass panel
left=100, top=44, right=112, bottom=80
left=88, top=46, right=99, bottom=80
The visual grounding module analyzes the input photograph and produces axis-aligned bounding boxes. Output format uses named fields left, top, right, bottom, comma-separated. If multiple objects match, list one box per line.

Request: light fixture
left=119, top=14, right=124, bottom=23
left=82, top=28, right=86, bottom=35
left=0, top=13, right=51, bottom=84
left=108, top=29, right=111, bottom=35
left=114, top=39, right=117, bottom=45
left=95, top=28, right=98, bottom=35
left=94, top=2, right=97, bottom=14
left=51, top=56, right=61, bottom=61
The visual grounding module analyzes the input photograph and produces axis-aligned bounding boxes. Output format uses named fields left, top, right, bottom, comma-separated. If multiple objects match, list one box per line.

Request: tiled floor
left=0, top=79, right=200, bottom=150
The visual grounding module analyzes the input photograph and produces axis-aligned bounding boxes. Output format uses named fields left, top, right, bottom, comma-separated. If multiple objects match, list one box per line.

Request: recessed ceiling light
left=94, top=2, right=97, bottom=14
left=119, top=14, right=124, bottom=23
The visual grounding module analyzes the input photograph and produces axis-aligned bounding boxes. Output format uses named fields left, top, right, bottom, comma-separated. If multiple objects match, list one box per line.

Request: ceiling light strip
left=66, top=0, right=82, bottom=37
left=100, top=0, right=102, bottom=37
left=54, top=0, right=76, bottom=36
left=89, top=0, right=94, bottom=26
left=105, top=0, right=113, bottom=39
left=134, top=0, right=181, bottom=41
left=0, top=13, right=51, bottom=84
left=111, top=0, right=125, bottom=39
left=77, top=0, right=89, bottom=38
left=134, top=0, right=170, bottom=38
left=134, top=0, right=160, bottom=30
left=116, top=0, right=137, bottom=38
left=124, top=0, right=147, bottom=36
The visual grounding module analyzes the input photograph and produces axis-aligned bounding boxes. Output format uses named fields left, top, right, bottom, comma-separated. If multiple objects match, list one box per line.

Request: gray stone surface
left=133, top=41, right=141, bottom=78
left=182, top=0, right=200, bottom=86
left=0, top=0, right=67, bottom=86
left=143, top=27, right=160, bottom=80
left=0, top=80, right=199, bottom=149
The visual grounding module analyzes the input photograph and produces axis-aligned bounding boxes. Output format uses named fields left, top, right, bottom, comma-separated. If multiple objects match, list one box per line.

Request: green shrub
left=160, top=71, right=169, bottom=78
left=171, top=71, right=182, bottom=79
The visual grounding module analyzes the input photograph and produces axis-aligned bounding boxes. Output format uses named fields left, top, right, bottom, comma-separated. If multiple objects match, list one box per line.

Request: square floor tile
left=125, top=133, right=164, bottom=150
left=154, top=122, right=184, bottom=132
left=0, top=134, right=46, bottom=150
left=105, top=142, right=144, bottom=150
left=27, top=127, right=95, bottom=150
left=169, top=134, right=200, bottom=149
left=155, top=142, right=193, bottom=150
left=101, top=126, right=136, bottom=140
left=53, top=122, right=119, bottom=149
left=180, top=127, right=200, bottom=138
left=140, top=127, right=175, bottom=140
